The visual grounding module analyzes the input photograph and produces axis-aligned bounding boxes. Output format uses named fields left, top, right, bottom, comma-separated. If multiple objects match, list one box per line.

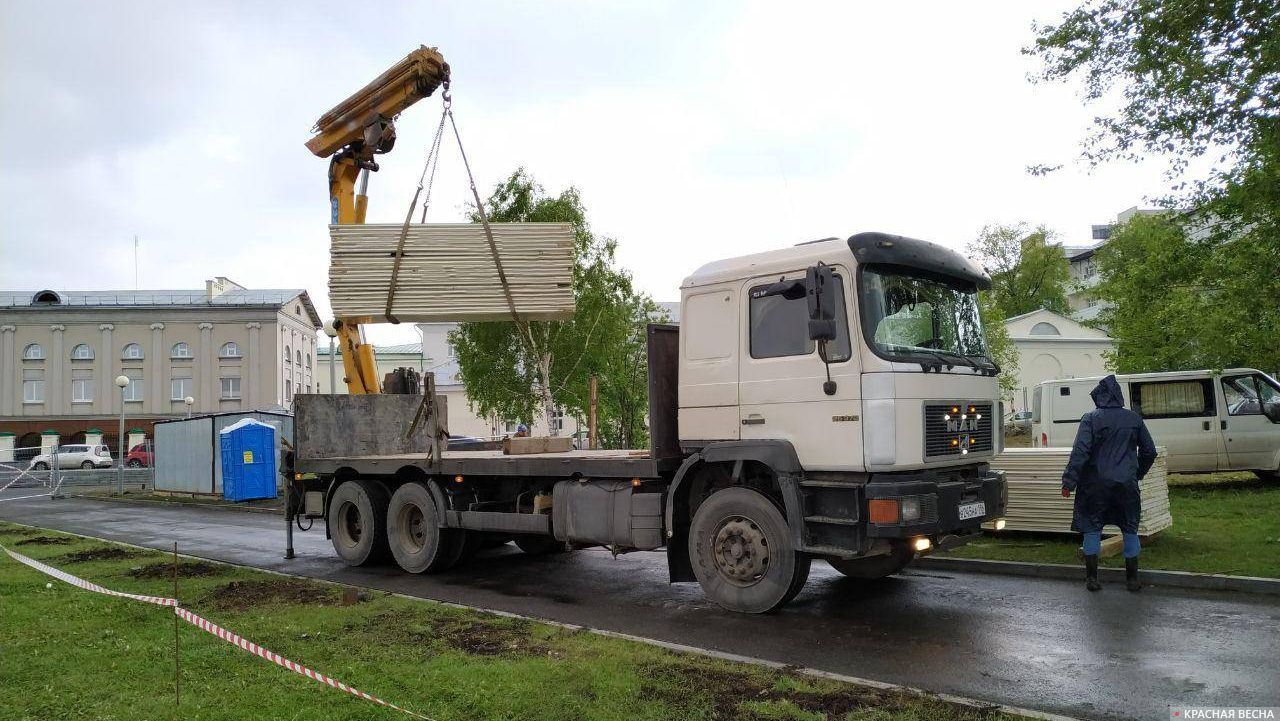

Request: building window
left=171, top=342, right=193, bottom=359
left=22, top=343, right=44, bottom=360
left=284, top=379, right=292, bottom=402
left=122, top=343, right=144, bottom=359
left=71, top=344, right=94, bottom=360
left=296, top=350, right=302, bottom=366
left=220, top=377, right=241, bottom=400
left=171, top=377, right=193, bottom=401
left=305, top=352, right=311, bottom=367
left=123, top=373, right=143, bottom=402
left=304, top=383, right=310, bottom=394
left=219, top=342, right=241, bottom=358
left=23, top=379, right=44, bottom=403
left=1029, top=322, right=1061, bottom=336
left=551, top=407, right=565, bottom=433
left=284, top=345, right=292, bottom=364
left=72, top=378, right=95, bottom=403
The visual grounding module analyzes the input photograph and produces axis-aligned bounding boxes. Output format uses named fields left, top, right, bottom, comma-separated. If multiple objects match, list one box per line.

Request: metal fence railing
left=1, top=444, right=155, bottom=495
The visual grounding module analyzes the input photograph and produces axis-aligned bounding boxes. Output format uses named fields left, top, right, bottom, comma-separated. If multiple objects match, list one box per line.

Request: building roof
left=318, top=342, right=423, bottom=355
left=1003, top=308, right=1112, bottom=341
left=0, top=287, right=322, bottom=328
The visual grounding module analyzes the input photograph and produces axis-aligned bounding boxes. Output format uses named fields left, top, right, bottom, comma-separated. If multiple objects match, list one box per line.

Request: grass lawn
left=0, top=523, right=1019, bottom=721
left=941, top=472, right=1280, bottom=577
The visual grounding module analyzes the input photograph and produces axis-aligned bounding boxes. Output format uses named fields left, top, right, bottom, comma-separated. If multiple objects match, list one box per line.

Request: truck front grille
left=923, top=402, right=994, bottom=460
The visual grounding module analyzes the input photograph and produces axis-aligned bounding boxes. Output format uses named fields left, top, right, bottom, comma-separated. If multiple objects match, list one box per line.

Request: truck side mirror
left=806, top=263, right=836, bottom=341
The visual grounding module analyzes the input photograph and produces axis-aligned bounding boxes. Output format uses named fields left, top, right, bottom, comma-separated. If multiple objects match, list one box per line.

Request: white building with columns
left=0, top=278, right=320, bottom=451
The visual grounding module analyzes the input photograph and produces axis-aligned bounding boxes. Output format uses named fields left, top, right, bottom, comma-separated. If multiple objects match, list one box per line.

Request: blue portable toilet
left=218, top=418, right=277, bottom=501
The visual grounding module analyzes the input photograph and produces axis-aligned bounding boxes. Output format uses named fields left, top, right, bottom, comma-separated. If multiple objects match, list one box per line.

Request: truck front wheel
left=387, top=481, right=459, bottom=573
left=827, top=542, right=914, bottom=579
left=689, top=487, right=810, bottom=613
left=328, top=479, right=390, bottom=566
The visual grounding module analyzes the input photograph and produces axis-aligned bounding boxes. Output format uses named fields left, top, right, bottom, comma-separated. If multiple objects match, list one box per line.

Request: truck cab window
left=858, top=266, right=990, bottom=366
left=749, top=275, right=851, bottom=361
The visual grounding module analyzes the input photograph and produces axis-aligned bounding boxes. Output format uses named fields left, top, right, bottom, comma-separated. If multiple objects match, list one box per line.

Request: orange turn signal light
left=869, top=499, right=900, bottom=524
left=454, top=475, right=464, bottom=483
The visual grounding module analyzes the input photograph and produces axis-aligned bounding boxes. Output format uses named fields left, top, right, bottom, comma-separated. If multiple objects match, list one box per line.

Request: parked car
left=1032, top=368, right=1280, bottom=479
left=125, top=444, right=153, bottom=468
left=1003, top=410, right=1032, bottom=435
left=569, top=429, right=590, bottom=450
left=28, top=444, right=113, bottom=470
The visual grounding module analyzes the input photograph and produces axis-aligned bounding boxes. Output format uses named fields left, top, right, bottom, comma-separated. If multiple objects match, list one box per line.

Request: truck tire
left=329, top=479, right=390, bottom=567
left=1254, top=470, right=1279, bottom=483
left=32, top=462, right=49, bottom=471
left=386, top=481, right=457, bottom=573
left=514, top=534, right=567, bottom=555
left=827, top=542, right=914, bottom=579
left=689, top=487, right=810, bottom=614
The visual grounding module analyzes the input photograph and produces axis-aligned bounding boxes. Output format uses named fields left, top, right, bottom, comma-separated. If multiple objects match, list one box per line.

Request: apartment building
left=0, top=277, right=320, bottom=449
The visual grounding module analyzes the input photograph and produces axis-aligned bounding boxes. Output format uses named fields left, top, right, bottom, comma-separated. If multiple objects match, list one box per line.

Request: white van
left=1031, top=369, right=1280, bottom=479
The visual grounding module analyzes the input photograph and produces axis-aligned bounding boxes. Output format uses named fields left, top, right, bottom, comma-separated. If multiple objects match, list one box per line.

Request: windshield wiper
left=930, top=349, right=980, bottom=370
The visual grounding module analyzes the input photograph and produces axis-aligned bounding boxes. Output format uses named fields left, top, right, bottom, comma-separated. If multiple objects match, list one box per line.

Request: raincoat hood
left=1090, top=375, right=1125, bottom=409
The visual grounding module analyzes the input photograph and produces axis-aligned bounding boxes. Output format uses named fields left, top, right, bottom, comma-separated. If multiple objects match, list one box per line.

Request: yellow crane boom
left=306, top=45, right=450, bottom=393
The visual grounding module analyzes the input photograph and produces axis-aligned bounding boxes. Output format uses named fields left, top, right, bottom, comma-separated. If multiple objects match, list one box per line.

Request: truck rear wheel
left=827, top=542, right=914, bottom=579
left=689, top=487, right=810, bottom=614
left=329, top=479, right=390, bottom=566
left=387, top=481, right=457, bottom=573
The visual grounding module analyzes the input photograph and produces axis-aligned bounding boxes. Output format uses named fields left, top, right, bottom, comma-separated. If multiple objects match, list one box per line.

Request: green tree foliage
left=449, top=169, right=659, bottom=447
left=1094, top=213, right=1280, bottom=373
left=966, top=223, right=1071, bottom=319
left=1028, top=1, right=1280, bottom=374
left=977, top=296, right=1021, bottom=402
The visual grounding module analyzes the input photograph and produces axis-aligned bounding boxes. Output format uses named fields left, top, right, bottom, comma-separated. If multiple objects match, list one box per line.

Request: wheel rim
left=712, top=515, right=770, bottom=587
left=337, top=501, right=363, bottom=547
left=396, top=503, right=427, bottom=553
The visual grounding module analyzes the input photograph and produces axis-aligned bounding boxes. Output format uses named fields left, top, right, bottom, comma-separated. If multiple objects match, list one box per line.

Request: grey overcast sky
left=1, top=0, right=1177, bottom=345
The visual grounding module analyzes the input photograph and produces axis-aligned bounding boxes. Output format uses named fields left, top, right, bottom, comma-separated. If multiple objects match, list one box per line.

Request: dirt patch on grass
left=200, top=579, right=337, bottom=611
left=60, top=546, right=141, bottom=563
left=14, top=535, right=74, bottom=546
left=128, top=561, right=226, bottom=579
left=353, top=610, right=549, bottom=657
left=637, top=661, right=938, bottom=720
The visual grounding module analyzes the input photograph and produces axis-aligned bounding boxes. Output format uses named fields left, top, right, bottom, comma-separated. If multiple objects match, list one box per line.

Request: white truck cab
left=679, top=233, right=1003, bottom=471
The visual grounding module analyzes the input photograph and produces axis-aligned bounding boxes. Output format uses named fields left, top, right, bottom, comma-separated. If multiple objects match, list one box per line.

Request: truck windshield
left=858, top=266, right=991, bottom=365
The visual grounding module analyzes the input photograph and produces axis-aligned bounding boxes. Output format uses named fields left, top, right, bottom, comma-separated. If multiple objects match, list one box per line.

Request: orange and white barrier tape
left=1, top=544, right=433, bottom=720
left=4, top=545, right=177, bottom=606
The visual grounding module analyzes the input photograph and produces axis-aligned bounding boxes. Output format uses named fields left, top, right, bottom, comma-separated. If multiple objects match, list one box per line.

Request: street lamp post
left=184, top=396, right=194, bottom=419
left=114, top=375, right=129, bottom=496
left=323, top=319, right=338, bottom=394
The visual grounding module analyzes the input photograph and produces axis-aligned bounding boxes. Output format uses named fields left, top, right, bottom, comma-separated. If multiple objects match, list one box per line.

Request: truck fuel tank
left=552, top=480, right=663, bottom=551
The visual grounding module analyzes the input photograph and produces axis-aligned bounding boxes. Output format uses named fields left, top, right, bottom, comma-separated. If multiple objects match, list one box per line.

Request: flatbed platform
left=296, top=448, right=661, bottom=479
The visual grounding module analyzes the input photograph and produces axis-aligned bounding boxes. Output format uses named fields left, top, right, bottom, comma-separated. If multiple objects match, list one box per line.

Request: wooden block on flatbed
left=502, top=436, right=573, bottom=455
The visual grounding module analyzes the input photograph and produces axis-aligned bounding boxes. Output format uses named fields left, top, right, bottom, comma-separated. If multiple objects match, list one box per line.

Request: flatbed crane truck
left=292, top=233, right=1009, bottom=613
left=291, top=46, right=1007, bottom=613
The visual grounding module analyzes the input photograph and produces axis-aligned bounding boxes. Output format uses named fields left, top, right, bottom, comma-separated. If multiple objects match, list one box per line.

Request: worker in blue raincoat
left=1061, top=375, right=1157, bottom=591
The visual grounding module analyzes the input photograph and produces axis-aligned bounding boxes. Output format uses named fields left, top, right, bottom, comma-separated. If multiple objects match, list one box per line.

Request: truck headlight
left=900, top=497, right=921, bottom=522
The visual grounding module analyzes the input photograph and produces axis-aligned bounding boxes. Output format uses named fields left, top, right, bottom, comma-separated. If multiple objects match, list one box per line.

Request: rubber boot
left=1085, top=554, right=1101, bottom=592
left=1125, top=556, right=1141, bottom=592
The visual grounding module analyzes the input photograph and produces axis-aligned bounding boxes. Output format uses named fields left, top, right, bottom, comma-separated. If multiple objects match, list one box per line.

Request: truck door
left=1219, top=373, right=1280, bottom=472
left=1130, top=378, right=1220, bottom=472
left=737, top=268, right=863, bottom=471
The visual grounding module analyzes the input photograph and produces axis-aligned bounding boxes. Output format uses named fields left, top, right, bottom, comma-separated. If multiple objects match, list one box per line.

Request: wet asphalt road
left=2, top=489, right=1277, bottom=721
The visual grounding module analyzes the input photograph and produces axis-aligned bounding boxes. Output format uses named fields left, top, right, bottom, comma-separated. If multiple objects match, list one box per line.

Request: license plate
left=957, top=501, right=986, bottom=521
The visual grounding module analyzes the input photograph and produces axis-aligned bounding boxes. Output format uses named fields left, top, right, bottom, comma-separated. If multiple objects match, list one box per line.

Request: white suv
left=28, top=445, right=114, bottom=470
